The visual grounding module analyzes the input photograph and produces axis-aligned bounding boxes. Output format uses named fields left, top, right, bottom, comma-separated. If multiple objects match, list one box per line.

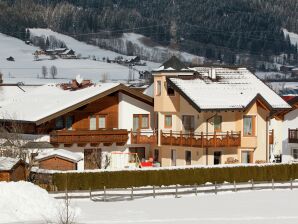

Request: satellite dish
left=76, top=74, right=83, bottom=85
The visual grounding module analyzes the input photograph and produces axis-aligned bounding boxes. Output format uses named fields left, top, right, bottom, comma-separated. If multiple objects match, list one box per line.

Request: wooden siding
left=38, top=157, right=77, bottom=171
left=0, top=162, right=26, bottom=181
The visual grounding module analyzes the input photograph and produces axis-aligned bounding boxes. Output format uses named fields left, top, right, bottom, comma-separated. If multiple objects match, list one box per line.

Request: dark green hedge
left=52, top=164, right=298, bottom=191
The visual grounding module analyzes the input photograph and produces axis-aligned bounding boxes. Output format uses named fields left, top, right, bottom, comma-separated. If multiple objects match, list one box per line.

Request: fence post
left=153, top=185, right=156, bottom=198
left=272, top=179, right=274, bottom=190
left=104, top=186, right=106, bottom=202
left=234, top=180, right=237, bottom=192
left=251, top=179, right=254, bottom=190
left=175, top=185, right=178, bottom=198
left=89, top=187, right=92, bottom=200
left=195, top=183, right=198, bottom=196
left=131, top=187, right=134, bottom=200
left=214, top=182, right=217, bottom=195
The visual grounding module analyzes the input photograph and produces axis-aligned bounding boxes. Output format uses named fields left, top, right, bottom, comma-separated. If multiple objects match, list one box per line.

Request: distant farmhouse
left=34, top=48, right=76, bottom=59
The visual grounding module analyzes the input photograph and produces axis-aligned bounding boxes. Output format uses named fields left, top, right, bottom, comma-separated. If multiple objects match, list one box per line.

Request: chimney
left=209, top=67, right=216, bottom=80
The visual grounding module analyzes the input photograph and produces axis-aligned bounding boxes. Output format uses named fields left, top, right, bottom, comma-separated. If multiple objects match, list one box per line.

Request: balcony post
left=170, top=130, right=173, bottom=145
left=227, top=131, right=229, bottom=147
left=214, top=131, right=216, bottom=148
left=137, top=129, right=140, bottom=144
left=201, top=132, right=204, bottom=148
left=190, top=131, right=193, bottom=147
left=180, top=131, right=183, bottom=146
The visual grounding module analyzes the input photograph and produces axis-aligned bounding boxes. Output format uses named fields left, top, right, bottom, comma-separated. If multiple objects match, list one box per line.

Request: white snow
left=0, top=82, right=119, bottom=122
left=35, top=149, right=83, bottom=163
left=283, top=28, right=298, bottom=48
left=169, top=67, right=291, bottom=110
left=0, top=181, right=61, bottom=223
left=72, top=189, right=298, bottom=224
left=0, top=157, right=20, bottom=171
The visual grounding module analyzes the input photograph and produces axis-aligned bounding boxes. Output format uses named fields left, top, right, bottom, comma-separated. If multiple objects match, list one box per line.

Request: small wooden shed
left=0, top=157, right=26, bottom=181
left=35, top=149, right=83, bottom=171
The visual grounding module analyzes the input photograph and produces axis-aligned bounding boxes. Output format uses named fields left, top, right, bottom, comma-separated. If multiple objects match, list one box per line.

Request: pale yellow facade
left=153, top=72, right=270, bottom=167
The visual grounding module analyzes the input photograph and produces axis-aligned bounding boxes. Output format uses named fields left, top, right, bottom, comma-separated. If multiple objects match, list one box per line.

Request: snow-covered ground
left=1, top=181, right=298, bottom=224
left=0, top=29, right=160, bottom=85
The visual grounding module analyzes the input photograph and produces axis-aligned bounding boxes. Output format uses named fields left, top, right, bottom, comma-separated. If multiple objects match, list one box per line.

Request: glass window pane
left=133, top=115, right=139, bottom=131
left=65, top=116, right=73, bottom=130
left=214, top=116, right=222, bottom=131
left=241, top=151, right=250, bottom=163
left=89, top=115, right=97, bottom=130
left=141, top=115, right=149, bottom=128
left=165, top=115, right=172, bottom=127
left=99, top=116, right=106, bottom=128
left=182, top=115, right=194, bottom=131
left=244, top=116, right=252, bottom=135
left=156, top=81, right=161, bottom=96
left=55, top=117, right=64, bottom=129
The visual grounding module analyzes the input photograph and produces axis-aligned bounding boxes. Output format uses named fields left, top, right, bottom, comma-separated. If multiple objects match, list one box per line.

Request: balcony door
left=171, top=149, right=177, bottom=166
left=214, top=151, right=222, bottom=165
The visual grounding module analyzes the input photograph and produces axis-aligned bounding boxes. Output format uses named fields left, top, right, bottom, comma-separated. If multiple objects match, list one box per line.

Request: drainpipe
left=266, top=115, right=270, bottom=163
left=205, top=113, right=217, bottom=165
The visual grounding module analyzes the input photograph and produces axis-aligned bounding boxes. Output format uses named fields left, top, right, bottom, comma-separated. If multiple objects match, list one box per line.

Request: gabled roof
left=152, top=56, right=195, bottom=73
left=35, top=149, right=83, bottom=163
left=167, top=67, right=290, bottom=111
left=0, top=83, right=153, bottom=125
left=0, top=157, right=23, bottom=171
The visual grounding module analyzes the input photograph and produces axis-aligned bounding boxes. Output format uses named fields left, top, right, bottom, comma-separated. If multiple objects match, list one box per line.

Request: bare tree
left=41, top=66, right=47, bottom=79
left=50, top=65, right=58, bottom=79
left=58, top=191, right=75, bottom=224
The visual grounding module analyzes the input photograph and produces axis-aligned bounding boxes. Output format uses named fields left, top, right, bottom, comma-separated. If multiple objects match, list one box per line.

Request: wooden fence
left=51, top=178, right=298, bottom=202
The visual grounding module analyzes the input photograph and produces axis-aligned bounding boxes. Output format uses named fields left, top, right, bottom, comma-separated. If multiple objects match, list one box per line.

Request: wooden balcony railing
left=289, top=129, right=298, bottom=143
left=161, top=130, right=241, bottom=148
left=269, top=129, right=274, bottom=145
left=130, top=129, right=158, bottom=144
left=50, top=129, right=129, bottom=146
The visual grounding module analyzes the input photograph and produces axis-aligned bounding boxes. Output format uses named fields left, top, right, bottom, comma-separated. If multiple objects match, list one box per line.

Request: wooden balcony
left=161, top=130, right=241, bottom=148
left=269, top=129, right=274, bottom=145
left=130, top=130, right=158, bottom=144
left=50, top=129, right=129, bottom=147
left=289, top=129, right=298, bottom=143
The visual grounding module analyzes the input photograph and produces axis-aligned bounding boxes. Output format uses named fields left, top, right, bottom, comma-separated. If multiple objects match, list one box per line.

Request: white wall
left=269, top=118, right=283, bottom=156
left=282, top=108, right=298, bottom=162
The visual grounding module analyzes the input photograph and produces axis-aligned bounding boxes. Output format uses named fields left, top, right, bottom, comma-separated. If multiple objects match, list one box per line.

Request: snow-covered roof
left=0, top=157, right=21, bottom=171
left=168, top=67, right=291, bottom=110
left=143, top=83, right=154, bottom=97
left=0, top=82, right=119, bottom=124
left=35, top=149, right=83, bottom=162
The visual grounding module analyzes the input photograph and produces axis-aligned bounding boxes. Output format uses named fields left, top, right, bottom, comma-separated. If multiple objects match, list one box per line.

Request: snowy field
left=0, top=30, right=159, bottom=85
left=1, top=181, right=298, bottom=224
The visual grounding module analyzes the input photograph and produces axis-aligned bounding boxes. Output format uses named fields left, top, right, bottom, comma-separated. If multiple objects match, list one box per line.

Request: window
left=171, top=149, right=176, bottom=166
left=98, top=115, right=106, bottom=129
left=65, top=116, right=73, bottom=130
left=89, top=115, right=97, bottom=130
left=166, top=82, right=175, bottom=96
left=133, top=114, right=149, bottom=130
left=214, top=151, right=222, bottom=165
left=164, top=115, right=172, bottom=128
left=154, top=149, right=159, bottom=162
left=214, top=115, right=222, bottom=132
left=156, top=80, right=161, bottom=96
left=185, top=150, right=191, bottom=165
left=55, top=116, right=64, bottom=129
left=292, top=149, right=298, bottom=160
left=241, top=151, right=252, bottom=163
left=243, top=115, right=255, bottom=136
left=182, top=115, right=195, bottom=131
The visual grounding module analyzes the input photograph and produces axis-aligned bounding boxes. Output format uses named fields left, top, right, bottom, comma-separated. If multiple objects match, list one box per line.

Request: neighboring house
left=0, top=157, right=26, bottom=181
left=35, top=149, right=83, bottom=171
left=147, top=56, right=290, bottom=166
left=0, top=80, right=154, bottom=170
left=271, top=96, right=298, bottom=162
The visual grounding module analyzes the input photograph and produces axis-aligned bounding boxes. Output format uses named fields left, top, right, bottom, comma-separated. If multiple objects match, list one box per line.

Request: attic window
left=166, top=82, right=175, bottom=96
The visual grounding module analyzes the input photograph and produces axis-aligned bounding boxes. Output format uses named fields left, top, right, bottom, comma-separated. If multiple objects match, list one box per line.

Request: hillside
left=0, top=0, right=298, bottom=67
left=0, top=31, right=159, bottom=84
